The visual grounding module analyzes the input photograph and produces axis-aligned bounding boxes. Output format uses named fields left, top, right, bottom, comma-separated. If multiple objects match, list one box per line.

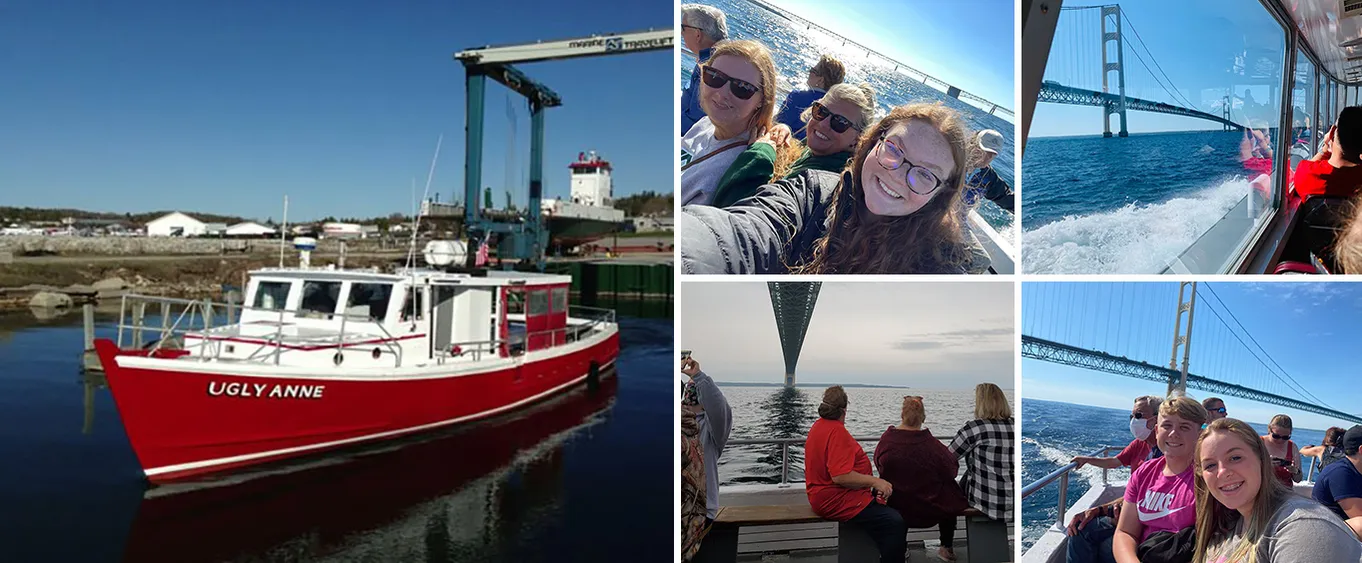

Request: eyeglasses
left=699, top=65, right=761, bottom=101
left=810, top=102, right=860, bottom=134
left=875, top=137, right=941, bottom=195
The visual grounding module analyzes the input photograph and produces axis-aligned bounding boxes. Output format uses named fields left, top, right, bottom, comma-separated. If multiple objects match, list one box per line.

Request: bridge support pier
left=1101, top=6, right=1128, bottom=138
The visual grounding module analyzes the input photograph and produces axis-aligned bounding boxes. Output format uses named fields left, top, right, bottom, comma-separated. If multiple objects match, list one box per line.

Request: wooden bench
left=694, top=504, right=1010, bottom=563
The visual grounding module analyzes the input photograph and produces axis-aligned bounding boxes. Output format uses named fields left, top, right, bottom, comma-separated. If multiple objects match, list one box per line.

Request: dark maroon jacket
left=873, top=426, right=969, bottom=527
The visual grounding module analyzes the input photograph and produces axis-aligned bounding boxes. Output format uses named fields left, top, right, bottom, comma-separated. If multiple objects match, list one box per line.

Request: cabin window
left=346, top=283, right=394, bottom=322
left=1291, top=51, right=1315, bottom=164
left=299, top=281, right=343, bottom=318
left=400, top=287, right=425, bottom=321
left=551, top=287, right=568, bottom=313
left=253, top=281, right=292, bottom=311
left=527, top=290, right=549, bottom=316
left=504, top=291, right=525, bottom=315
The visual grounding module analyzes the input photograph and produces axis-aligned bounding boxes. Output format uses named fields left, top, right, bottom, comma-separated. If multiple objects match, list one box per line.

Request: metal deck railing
left=724, top=434, right=955, bottom=485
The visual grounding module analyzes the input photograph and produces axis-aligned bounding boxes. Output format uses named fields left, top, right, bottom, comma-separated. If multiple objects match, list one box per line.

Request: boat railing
left=115, top=293, right=406, bottom=367
left=723, top=434, right=953, bottom=486
left=1019, top=445, right=1122, bottom=532
left=429, top=305, right=617, bottom=364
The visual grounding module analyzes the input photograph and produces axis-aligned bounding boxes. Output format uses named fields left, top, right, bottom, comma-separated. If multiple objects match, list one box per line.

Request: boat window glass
left=528, top=289, right=549, bottom=316
left=253, top=281, right=292, bottom=311
left=346, top=282, right=393, bottom=322
left=1024, top=0, right=1285, bottom=273
left=551, top=286, right=568, bottom=313
left=505, top=290, right=525, bottom=315
left=1292, top=51, right=1315, bottom=167
left=400, top=287, right=424, bottom=321
left=299, top=281, right=343, bottom=318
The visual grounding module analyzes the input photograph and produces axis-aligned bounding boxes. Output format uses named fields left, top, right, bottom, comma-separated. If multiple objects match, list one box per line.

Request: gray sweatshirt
left=681, top=117, right=750, bottom=206
left=691, top=371, right=732, bottom=519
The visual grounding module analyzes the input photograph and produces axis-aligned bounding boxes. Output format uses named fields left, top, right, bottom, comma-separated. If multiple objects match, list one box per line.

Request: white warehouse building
left=146, top=212, right=207, bottom=237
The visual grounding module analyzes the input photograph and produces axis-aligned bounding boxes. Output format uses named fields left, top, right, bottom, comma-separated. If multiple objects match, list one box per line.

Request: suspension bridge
left=1041, top=4, right=1246, bottom=137
left=769, top=282, right=821, bottom=388
left=1022, top=282, right=1361, bottom=424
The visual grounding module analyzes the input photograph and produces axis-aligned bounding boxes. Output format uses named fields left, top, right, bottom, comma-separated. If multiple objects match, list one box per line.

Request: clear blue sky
left=1031, top=0, right=1292, bottom=137
left=1, top=0, right=671, bottom=221
left=771, top=0, right=1016, bottom=112
left=1023, top=282, right=1362, bottom=430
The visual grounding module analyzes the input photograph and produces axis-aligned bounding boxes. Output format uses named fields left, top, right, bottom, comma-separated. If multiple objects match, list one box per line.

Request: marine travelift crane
left=453, top=28, right=671, bottom=270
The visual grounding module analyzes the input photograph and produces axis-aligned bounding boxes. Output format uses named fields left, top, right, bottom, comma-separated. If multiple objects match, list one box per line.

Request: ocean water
left=0, top=306, right=673, bottom=562
left=1020, top=398, right=1329, bottom=554
left=680, top=0, right=1017, bottom=239
left=1021, top=131, right=1270, bottom=273
left=714, top=385, right=1015, bottom=485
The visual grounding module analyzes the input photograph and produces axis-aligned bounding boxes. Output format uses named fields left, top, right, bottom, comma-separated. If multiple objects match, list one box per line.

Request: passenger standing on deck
left=1302, top=426, right=1349, bottom=472
left=805, top=386, right=907, bottom=563
left=680, top=4, right=728, bottom=136
left=1110, top=397, right=1206, bottom=563
left=1261, top=414, right=1303, bottom=485
left=962, top=130, right=1014, bottom=215
left=709, top=83, right=876, bottom=208
left=1291, top=107, right=1362, bottom=202
left=1311, top=425, right=1362, bottom=541
left=951, top=383, right=1014, bottom=524
left=1202, top=397, right=1227, bottom=422
left=1195, top=419, right=1362, bottom=562
left=774, top=55, right=846, bottom=141
left=1066, top=395, right=1165, bottom=563
left=679, top=354, right=732, bottom=560
left=875, top=395, right=970, bottom=562
left=680, top=40, right=776, bottom=207
left=681, top=103, right=983, bottom=274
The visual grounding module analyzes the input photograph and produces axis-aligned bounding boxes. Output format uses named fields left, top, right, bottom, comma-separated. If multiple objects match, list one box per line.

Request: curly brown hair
left=791, top=103, right=975, bottom=274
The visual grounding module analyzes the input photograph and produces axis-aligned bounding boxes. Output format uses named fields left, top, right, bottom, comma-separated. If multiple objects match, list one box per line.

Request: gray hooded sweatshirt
left=691, top=371, right=732, bottom=519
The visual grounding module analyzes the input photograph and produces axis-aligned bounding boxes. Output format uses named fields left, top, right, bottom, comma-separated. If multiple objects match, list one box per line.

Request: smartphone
left=681, top=349, right=692, bottom=361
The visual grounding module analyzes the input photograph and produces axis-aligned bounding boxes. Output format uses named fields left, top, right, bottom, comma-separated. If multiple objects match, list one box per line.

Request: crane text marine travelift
left=92, top=247, right=619, bottom=484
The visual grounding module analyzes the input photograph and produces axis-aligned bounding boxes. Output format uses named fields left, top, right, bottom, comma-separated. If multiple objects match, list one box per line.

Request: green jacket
left=710, top=145, right=853, bottom=208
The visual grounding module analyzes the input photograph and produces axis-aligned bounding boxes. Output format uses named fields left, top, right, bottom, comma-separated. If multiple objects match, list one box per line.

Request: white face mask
left=1130, top=416, right=1152, bottom=441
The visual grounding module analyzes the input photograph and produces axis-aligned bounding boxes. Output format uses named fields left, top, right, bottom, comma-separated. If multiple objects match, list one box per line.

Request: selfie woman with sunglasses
left=680, top=103, right=981, bottom=274
left=680, top=39, right=776, bottom=208
left=708, top=83, right=875, bottom=208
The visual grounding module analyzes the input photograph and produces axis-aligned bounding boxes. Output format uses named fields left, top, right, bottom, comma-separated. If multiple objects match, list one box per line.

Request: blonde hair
left=700, top=40, right=777, bottom=143
left=772, top=83, right=878, bottom=179
left=974, top=383, right=1010, bottom=420
left=901, top=396, right=925, bottom=428
left=1269, top=414, right=1293, bottom=432
left=1337, top=194, right=1362, bottom=274
left=810, top=54, right=846, bottom=88
left=1193, top=418, right=1292, bottom=563
left=1159, top=396, right=1209, bottom=426
left=819, top=385, right=848, bottom=420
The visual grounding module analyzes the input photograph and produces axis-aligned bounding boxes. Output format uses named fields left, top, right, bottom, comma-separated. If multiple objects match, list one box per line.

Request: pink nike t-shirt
left=1123, top=456, right=1196, bottom=542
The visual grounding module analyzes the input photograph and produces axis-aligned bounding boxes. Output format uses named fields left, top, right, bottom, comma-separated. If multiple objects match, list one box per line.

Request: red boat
left=93, top=253, right=619, bottom=484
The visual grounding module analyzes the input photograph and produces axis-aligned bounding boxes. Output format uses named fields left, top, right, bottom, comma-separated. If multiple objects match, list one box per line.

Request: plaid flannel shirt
left=950, top=417, right=1014, bottom=522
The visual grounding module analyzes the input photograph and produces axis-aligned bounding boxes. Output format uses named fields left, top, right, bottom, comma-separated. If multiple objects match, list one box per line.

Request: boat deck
left=720, top=484, right=1014, bottom=562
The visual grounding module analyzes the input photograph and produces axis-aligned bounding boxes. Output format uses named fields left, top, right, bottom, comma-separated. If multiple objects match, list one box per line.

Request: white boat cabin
left=180, top=268, right=592, bottom=369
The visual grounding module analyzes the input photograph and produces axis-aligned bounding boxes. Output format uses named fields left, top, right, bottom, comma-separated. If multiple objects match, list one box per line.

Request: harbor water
left=680, top=0, right=1017, bottom=240
left=0, top=305, right=673, bottom=562
left=1020, top=398, right=1329, bottom=552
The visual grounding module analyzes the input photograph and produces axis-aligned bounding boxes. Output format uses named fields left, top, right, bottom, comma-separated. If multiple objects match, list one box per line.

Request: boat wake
left=1021, top=436, right=1132, bottom=549
left=1022, top=178, right=1252, bottom=274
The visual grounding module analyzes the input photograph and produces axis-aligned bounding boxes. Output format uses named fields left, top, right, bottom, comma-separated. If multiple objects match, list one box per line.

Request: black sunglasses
left=699, top=65, right=760, bottom=100
left=1211, top=407, right=1227, bottom=414
left=810, top=101, right=860, bottom=134
left=1129, top=412, right=1146, bottom=420
left=1271, top=432, right=1291, bottom=441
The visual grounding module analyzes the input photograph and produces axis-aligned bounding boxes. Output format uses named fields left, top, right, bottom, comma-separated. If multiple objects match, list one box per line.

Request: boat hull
left=92, top=331, right=619, bottom=484
left=549, top=215, right=622, bottom=247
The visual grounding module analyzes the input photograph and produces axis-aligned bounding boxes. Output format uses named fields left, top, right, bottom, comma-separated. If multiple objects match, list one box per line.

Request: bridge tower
left=768, top=282, right=821, bottom=387
left=1167, top=282, right=1198, bottom=397
left=1222, top=95, right=1232, bottom=131
left=1101, top=5, right=1129, bottom=138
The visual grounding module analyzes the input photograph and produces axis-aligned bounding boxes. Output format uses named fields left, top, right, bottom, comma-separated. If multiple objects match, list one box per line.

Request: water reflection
left=731, top=386, right=814, bottom=485
left=120, top=375, right=618, bottom=563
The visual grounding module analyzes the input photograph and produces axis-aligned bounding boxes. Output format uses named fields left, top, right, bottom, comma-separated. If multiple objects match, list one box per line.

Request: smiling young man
left=1109, top=397, right=1206, bottom=563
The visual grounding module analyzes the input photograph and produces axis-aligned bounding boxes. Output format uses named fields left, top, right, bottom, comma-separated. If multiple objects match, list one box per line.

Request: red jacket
left=1291, top=156, right=1362, bottom=200
left=874, top=426, right=969, bottom=527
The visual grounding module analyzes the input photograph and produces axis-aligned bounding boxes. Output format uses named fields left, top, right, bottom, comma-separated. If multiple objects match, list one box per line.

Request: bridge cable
left=1199, top=284, right=1333, bottom=408
left=1118, top=7, right=1198, bottom=110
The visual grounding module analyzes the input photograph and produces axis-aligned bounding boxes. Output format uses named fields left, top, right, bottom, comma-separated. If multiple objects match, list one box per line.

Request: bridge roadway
left=1039, top=81, right=1245, bottom=131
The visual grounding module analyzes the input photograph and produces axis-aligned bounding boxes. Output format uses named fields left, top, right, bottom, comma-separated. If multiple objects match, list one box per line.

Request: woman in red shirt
left=804, top=386, right=905, bottom=563
left=1291, top=107, right=1362, bottom=201
left=875, top=396, right=969, bottom=561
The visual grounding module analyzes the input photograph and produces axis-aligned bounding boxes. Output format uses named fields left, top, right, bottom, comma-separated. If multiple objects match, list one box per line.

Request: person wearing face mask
left=1108, top=397, right=1205, bottom=563
left=1065, top=395, right=1164, bottom=563
left=680, top=103, right=982, bottom=274
left=708, top=83, right=876, bottom=208
left=1261, top=414, right=1303, bottom=486
left=774, top=55, right=846, bottom=141
left=680, top=40, right=777, bottom=208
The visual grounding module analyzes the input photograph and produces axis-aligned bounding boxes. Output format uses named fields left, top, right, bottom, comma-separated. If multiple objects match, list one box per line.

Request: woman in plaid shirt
left=950, top=383, right=1015, bottom=523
